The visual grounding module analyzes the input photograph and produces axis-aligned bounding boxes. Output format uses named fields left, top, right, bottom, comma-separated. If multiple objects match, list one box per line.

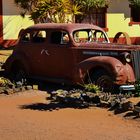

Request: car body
left=3, top=23, right=140, bottom=92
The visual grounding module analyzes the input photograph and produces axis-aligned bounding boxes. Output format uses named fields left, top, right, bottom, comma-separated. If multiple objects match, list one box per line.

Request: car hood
left=74, top=42, right=140, bottom=51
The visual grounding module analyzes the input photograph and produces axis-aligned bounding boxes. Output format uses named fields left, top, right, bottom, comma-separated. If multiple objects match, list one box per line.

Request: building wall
left=0, top=0, right=33, bottom=47
left=0, top=0, right=3, bottom=44
left=107, top=0, right=140, bottom=44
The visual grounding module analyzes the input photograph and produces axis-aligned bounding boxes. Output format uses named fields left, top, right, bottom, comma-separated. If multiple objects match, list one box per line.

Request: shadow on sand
left=123, top=111, right=140, bottom=119
left=19, top=101, right=90, bottom=112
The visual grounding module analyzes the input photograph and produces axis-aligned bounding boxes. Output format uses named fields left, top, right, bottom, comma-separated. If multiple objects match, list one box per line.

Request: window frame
left=73, top=29, right=109, bottom=43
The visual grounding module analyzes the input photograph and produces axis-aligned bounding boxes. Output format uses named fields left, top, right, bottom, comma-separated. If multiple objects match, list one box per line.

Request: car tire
left=89, top=69, right=118, bottom=93
left=11, top=64, right=27, bottom=85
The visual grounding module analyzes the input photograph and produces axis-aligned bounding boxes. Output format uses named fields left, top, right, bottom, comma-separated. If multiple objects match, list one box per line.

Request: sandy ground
left=0, top=90, right=140, bottom=140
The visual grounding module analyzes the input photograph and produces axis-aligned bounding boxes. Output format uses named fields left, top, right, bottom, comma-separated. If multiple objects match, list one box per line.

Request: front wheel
left=88, top=69, right=118, bottom=93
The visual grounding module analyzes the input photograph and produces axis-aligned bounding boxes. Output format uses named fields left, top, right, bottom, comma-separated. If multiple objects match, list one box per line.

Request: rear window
left=21, top=30, right=47, bottom=43
left=32, top=30, right=46, bottom=43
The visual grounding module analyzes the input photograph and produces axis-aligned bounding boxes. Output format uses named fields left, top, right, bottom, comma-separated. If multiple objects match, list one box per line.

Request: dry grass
left=0, top=50, right=13, bottom=63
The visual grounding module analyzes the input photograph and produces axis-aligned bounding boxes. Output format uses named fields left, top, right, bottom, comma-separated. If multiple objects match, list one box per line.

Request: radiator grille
left=132, top=50, right=140, bottom=80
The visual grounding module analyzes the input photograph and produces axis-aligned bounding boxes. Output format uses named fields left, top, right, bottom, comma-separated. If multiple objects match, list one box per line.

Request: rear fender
left=4, top=53, right=30, bottom=75
left=73, top=56, right=135, bottom=85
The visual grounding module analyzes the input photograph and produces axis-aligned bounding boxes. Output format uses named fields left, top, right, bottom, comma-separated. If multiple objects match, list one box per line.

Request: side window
left=32, top=30, right=46, bottom=43
left=51, top=31, right=69, bottom=44
left=21, top=33, right=30, bottom=42
left=51, top=31, right=61, bottom=44
left=93, top=30, right=107, bottom=42
left=73, top=31, right=88, bottom=43
left=61, top=32, right=69, bottom=44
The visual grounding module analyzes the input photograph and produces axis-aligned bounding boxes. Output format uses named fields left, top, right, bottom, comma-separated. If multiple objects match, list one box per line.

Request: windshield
left=73, top=29, right=109, bottom=43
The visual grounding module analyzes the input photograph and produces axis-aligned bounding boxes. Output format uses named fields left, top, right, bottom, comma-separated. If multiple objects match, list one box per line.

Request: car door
left=40, top=30, right=74, bottom=80
left=18, top=30, right=47, bottom=76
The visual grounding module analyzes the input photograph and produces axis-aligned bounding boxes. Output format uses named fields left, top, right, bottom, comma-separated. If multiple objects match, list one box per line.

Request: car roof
left=26, top=23, right=104, bottom=32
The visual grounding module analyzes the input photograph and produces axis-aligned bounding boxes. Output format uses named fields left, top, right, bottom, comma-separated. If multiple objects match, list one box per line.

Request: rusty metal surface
left=3, top=23, right=140, bottom=86
left=26, top=23, right=104, bottom=32
left=113, top=32, right=132, bottom=45
left=132, top=50, right=140, bottom=81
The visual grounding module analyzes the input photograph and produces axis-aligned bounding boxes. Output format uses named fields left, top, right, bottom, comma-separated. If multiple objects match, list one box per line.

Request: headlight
left=124, top=52, right=131, bottom=62
left=121, top=52, right=131, bottom=63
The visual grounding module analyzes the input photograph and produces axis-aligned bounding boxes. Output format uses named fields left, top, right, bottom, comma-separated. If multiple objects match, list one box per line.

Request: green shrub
left=135, top=79, right=140, bottom=92
left=83, top=84, right=100, bottom=93
left=134, top=79, right=140, bottom=96
left=128, top=0, right=140, bottom=7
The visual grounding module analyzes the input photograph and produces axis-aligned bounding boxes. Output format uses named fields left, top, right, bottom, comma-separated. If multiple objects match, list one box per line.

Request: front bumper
left=119, top=85, right=135, bottom=93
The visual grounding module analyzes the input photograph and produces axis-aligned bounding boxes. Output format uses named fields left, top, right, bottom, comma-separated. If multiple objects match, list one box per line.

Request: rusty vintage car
left=3, top=23, right=140, bottom=92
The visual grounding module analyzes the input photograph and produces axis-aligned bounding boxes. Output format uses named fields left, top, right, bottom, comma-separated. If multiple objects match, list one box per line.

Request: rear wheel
left=11, top=64, right=27, bottom=85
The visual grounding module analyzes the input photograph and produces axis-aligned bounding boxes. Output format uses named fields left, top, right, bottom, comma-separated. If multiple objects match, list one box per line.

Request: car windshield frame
left=73, top=29, right=109, bottom=43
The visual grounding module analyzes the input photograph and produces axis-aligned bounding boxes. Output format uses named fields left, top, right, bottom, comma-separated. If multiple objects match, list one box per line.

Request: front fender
left=73, top=56, right=135, bottom=85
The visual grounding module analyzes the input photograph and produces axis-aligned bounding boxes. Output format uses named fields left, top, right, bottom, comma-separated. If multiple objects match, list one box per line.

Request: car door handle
left=41, top=49, right=50, bottom=55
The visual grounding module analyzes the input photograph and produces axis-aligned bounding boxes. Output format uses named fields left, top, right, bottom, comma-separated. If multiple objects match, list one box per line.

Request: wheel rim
left=96, top=75, right=114, bottom=92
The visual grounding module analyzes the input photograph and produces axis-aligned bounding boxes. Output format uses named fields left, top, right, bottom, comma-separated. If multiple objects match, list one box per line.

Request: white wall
left=2, top=0, right=34, bottom=40
left=107, top=0, right=140, bottom=38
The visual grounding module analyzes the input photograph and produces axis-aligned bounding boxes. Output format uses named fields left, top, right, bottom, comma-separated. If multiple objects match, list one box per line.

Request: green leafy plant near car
left=83, top=83, right=100, bottom=93
left=134, top=79, right=140, bottom=96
